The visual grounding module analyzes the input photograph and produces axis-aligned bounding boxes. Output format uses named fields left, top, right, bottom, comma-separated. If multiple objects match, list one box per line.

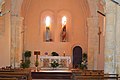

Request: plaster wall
left=0, top=0, right=10, bottom=67
left=24, top=0, right=87, bottom=61
left=0, top=0, right=105, bottom=70
left=22, top=0, right=90, bottom=67
left=21, top=0, right=120, bottom=72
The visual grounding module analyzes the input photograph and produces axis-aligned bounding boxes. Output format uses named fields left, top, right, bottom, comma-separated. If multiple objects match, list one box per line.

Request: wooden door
left=73, top=46, right=82, bottom=68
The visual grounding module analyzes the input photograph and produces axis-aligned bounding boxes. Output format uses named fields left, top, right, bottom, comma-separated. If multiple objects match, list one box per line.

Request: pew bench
left=0, top=78, right=17, bottom=80
left=72, top=70, right=104, bottom=80
left=104, top=74, right=119, bottom=80
left=0, top=68, right=32, bottom=80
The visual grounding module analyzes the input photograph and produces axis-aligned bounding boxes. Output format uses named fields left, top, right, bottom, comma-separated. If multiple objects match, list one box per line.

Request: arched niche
left=40, top=10, right=55, bottom=42
left=56, top=10, right=72, bottom=42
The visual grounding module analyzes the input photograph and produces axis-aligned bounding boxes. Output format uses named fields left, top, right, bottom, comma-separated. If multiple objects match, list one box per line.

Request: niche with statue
left=40, top=10, right=71, bottom=42
left=60, top=16, right=67, bottom=42
left=58, top=10, right=72, bottom=42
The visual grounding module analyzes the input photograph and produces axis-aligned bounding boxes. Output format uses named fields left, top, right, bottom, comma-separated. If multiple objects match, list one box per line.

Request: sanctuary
left=0, top=0, right=120, bottom=79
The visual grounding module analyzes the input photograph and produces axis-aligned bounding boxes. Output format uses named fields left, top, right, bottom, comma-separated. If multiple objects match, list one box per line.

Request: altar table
left=39, top=56, right=71, bottom=70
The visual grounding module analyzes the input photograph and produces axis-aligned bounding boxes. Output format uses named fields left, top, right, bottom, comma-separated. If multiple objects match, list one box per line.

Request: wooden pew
left=0, top=68, right=32, bottom=80
left=72, top=70, right=120, bottom=80
left=104, top=74, right=119, bottom=80
left=0, top=78, right=17, bottom=80
left=72, top=70, right=104, bottom=80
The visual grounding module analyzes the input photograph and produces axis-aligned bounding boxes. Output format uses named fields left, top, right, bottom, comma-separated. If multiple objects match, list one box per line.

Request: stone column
left=104, top=0, right=117, bottom=74
left=10, top=16, right=24, bottom=68
left=115, top=5, right=120, bottom=75
left=10, top=0, right=24, bottom=68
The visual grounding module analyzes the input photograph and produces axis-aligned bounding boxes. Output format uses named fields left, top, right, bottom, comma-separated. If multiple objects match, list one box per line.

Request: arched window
left=62, top=16, right=67, bottom=27
left=45, top=16, right=51, bottom=27
left=57, top=10, right=71, bottom=42
left=40, top=10, right=54, bottom=42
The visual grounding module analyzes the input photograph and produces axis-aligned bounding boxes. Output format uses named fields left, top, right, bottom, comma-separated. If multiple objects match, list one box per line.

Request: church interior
left=0, top=0, right=120, bottom=79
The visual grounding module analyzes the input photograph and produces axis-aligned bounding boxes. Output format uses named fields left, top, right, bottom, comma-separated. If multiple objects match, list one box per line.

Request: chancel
left=0, top=0, right=120, bottom=80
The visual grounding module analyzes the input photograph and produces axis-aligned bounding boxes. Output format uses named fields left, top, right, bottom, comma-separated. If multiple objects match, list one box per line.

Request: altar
left=39, top=56, right=71, bottom=70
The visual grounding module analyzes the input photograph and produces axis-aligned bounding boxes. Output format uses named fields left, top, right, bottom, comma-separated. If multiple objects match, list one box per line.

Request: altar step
left=32, top=71, right=72, bottom=79
left=32, top=79, right=72, bottom=80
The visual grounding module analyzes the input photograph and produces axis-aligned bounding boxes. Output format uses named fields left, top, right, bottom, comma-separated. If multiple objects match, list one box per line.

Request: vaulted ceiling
left=21, top=0, right=91, bottom=19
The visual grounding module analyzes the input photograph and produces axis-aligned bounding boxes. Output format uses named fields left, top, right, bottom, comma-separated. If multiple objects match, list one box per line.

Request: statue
left=61, top=25, right=67, bottom=42
left=46, top=27, right=51, bottom=42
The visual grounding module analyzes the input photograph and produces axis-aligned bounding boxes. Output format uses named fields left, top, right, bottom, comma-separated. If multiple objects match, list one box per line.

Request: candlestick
left=34, top=51, right=40, bottom=71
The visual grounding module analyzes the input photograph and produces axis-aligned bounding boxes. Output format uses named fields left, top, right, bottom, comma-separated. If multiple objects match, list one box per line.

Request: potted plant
left=82, top=52, right=88, bottom=69
left=82, top=52, right=87, bottom=61
left=78, top=52, right=88, bottom=70
left=20, top=50, right=32, bottom=68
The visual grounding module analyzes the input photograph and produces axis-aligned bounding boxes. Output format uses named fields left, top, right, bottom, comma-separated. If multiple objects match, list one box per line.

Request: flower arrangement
left=78, top=52, right=88, bottom=70
left=50, top=60, right=59, bottom=68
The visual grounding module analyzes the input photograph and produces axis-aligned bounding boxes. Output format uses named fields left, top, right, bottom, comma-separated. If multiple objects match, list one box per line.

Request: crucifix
left=98, top=27, right=101, bottom=54
left=97, top=10, right=105, bottom=54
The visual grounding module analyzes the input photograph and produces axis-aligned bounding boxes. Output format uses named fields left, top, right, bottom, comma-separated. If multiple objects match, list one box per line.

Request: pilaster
left=115, top=5, right=120, bottom=75
left=87, top=17, right=99, bottom=70
left=10, top=16, right=24, bottom=67
left=104, top=0, right=117, bottom=74
left=10, top=0, right=24, bottom=68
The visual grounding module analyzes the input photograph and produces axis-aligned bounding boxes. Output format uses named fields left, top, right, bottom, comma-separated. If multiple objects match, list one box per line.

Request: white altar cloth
left=39, top=56, right=71, bottom=70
